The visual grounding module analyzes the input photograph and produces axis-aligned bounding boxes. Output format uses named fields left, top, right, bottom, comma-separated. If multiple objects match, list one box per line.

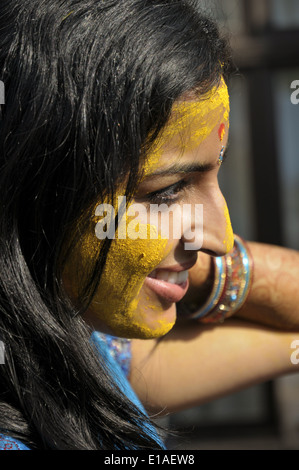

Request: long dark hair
left=0, top=0, right=232, bottom=449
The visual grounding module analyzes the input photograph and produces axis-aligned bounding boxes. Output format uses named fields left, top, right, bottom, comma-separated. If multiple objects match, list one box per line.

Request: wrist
left=178, top=235, right=254, bottom=324
left=179, top=254, right=215, bottom=309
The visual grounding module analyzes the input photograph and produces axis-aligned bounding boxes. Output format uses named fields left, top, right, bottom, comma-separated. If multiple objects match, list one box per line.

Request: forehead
left=143, top=78, right=230, bottom=175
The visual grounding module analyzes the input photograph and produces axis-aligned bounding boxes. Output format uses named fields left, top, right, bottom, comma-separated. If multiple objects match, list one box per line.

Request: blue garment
left=0, top=434, right=30, bottom=450
left=0, top=332, right=164, bottom=450
left=91, top=332, right=165, bottom=449
left=91, top=332, right=145, bottom=414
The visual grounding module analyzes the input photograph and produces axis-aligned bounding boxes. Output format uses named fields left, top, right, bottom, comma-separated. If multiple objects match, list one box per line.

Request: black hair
left=0, top=0, right=232, bottom=449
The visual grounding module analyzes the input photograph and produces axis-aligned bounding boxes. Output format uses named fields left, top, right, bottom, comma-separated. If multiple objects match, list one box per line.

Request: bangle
left=185, top=234, right=254, bottom=323
left=184, top=256, right=227, bottom=320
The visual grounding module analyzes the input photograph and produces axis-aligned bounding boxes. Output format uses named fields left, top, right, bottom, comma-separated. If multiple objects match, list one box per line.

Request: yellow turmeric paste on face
left=91, top=222, right=173, bottom=338
left=142, top=77, right=230, bottom=176
left=63, top=77, right=233, bottom=338
left=63, top=208, right=174, bottom=338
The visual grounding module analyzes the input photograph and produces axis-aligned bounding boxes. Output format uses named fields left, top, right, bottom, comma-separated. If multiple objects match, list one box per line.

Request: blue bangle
left=200, top=234, right=254, bottom=324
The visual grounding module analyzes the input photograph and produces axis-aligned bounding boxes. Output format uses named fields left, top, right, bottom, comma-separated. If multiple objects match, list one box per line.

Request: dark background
left=164, top=0, right=299, bottom=450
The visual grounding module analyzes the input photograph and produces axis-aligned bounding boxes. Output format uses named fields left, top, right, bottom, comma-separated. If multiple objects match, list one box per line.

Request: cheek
left=65, top=213, right=172, bottom=336
left=90, top=227, right=172, bottom=337
left=100, top=227, right=169, bottom=295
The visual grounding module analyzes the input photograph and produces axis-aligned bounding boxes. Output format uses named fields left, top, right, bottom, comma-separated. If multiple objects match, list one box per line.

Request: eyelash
left=143, top=179, right=190, bottom=205
left=138, top=151, right=227, bottom=206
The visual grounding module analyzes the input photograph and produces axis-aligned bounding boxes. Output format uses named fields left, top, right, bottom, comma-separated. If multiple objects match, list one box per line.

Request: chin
left=127, top=302, right=177, bottom=339
left=84, top=299, right=177, bottom=340
left=117, top=321, right=175, bottom=340
left=109, top=305, right=177, bottom=340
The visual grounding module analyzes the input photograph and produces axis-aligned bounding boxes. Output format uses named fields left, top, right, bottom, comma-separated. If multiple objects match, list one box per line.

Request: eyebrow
left=144, top=145, right=230, bottom=179
left=145, top=162, right=215, bottom=178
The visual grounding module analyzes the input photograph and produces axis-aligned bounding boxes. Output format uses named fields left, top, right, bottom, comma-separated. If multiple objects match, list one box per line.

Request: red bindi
left=218, top=123, right=225, bottom=142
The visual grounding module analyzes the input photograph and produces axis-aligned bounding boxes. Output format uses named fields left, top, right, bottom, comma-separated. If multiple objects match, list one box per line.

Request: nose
left=181, top=186, right=234, bottom=257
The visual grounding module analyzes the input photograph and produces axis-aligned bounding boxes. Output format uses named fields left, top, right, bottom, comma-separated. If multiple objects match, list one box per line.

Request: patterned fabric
left=95, top=333, right=132, bottom=378
left=0, top=434, right=30, bottom=450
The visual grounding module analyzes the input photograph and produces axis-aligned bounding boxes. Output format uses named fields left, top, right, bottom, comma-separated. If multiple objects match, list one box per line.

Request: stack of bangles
left=183, top=234, right=254, bottom=323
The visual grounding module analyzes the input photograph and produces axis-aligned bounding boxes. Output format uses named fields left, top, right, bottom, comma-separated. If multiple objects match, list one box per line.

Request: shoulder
left=0, top=433, right=30, bottom=450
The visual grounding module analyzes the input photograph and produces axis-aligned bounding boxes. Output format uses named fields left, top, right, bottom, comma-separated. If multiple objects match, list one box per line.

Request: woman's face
left=63, top=78, right=233, bottom=339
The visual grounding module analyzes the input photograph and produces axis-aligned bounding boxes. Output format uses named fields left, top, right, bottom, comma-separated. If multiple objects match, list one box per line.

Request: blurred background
left=163, top=0, right=299, bottom=450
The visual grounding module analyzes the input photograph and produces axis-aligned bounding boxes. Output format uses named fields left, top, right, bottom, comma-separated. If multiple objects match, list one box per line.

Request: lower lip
left=144, top=276, right=189, bottom=303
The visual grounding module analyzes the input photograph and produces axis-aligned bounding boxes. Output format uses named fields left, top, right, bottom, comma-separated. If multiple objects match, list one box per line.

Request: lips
left=144, top=259, right=196, bottom=303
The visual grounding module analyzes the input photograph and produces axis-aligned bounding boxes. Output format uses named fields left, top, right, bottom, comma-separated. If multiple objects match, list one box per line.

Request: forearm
left=131, top=319, right=299, bottom=414
left=131, top=243, right=299, bottom=414
left=236, top=242, right=299, bottom=330
left=180, top=241, right=299, bottom=330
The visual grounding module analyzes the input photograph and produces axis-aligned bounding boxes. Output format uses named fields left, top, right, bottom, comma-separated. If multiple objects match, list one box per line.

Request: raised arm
left=130, top=241, right=299, bottom=414
left=235, top=241, right=299, bottom=330
left=181, top=241, right=299, bottom=330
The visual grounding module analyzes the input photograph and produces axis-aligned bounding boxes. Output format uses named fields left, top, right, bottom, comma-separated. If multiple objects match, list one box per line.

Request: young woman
left=0, top=0, right=298, bottom=450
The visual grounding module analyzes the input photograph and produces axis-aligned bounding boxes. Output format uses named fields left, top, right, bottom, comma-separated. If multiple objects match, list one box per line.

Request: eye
left=140, top=179, right=190, bottom=205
